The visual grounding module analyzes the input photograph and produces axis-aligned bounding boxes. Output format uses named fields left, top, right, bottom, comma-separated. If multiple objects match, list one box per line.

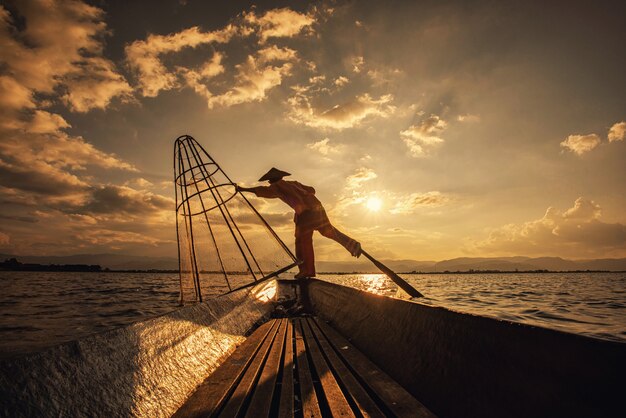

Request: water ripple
left=322, top=272, right=626, bottom=343
left=1, top=271, right=624, bottom=358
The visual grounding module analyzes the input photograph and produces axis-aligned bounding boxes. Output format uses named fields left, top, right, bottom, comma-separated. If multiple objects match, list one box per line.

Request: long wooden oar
left=360, top=249, right=424, bottom=298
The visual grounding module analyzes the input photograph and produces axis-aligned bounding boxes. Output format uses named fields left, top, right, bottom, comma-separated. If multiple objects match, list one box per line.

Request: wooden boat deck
left=174, top=317, right=435, bottom=417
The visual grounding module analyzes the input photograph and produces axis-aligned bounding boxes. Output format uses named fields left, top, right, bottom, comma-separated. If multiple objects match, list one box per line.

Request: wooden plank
left=294, top=318, right=322, bottom=418
left=174, top=320, right=277, bottom=418
left=313, top=318, right=436, bottom=418
left=245, top=318, right=288, bottom=417
left=218, top=319, right=282, bottom=417
left=305, top=318, right=385, bottom=418
left=278, top=319, right=294, bottom=418
left=301, top=318, right=355, bottom=417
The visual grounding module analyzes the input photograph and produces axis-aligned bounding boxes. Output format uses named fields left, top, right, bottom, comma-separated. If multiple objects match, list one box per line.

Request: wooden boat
left=171, top=277, right=625, bottom=418
left=9, top=136, right=614, bottom=416
left=1, top=277, right=623, bottom=418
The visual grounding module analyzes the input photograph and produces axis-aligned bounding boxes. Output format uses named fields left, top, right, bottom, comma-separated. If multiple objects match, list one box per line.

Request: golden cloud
left=204, top=48, right=296, bottom=109
left=306, top=138, right=344, bottom=156
left=400, top=114, right=447, bottom=157
left=126, top=25, right=237, bottom=97
left=390, top=191, right=450, bottom=214
left=475, top=197, right=626, bottom=258
left=345, top=167, right=378, bottom=190
left=560, top=133, right=601, bottom=155
left=61, top=57, right=134, bottom=112
left=0, top=1, right=129, bottom=110
left=0, top=1, right=139, bottom=217
left=81, top=185, right=174, bottom=215
left=608, top=121, right=625, bottom=142
left=0, top=76, right=35, bottom=113
left=245, top=8, right=315, bottom=43
left=288, top=93, right=395, bottom=130
left=126, top=7, right=312, bottom=101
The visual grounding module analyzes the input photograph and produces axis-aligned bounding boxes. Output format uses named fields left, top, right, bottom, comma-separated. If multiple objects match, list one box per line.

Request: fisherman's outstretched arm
left=236, top=185, right=279, bottom=198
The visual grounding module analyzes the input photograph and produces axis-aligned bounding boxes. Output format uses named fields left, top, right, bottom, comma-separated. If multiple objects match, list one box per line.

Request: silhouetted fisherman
left=237, top=167, right=361, bottom=278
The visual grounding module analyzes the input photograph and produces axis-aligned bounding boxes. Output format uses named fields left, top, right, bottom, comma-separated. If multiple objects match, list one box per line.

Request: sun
left=365, top=196, right=383, bottom=212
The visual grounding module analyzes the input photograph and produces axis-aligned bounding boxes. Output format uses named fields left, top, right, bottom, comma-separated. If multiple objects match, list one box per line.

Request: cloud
left=474, top=197, right=626, bottom=257
left=559, top=122, right=624, bottom=155
left=179, top=46, right=297, bottom=109
left=0, top=155, right=88, bottom=197
left=351, top=56, right=364, bottom=73
left=562, top=197, right=601, bottom=220
left=0, top=1, right=104, bottom=93
left=1, top=184, right=176, bottom=254
left=457, top=113, right=480, bottom=122
left=400, top=114, right=447, bottom=157
left=0, top=214, right=38, bottom=224
left=0, top=1, right=129, bottom=110
left=124, top=178, right=155, bottom=189
left=61, top=57, right=134, bottom=112
left=390, top=191, right=450, bottom=214
left=135, top=26, right=299, bottom=109
left=0, top=115, right=136, bottom=209
left=245, top=8, right=315, bottom=43
left=288, top=93, right=395, bottom=130
left=125, top=25, right=238, bottom=97
left=126, top=7, right=313, bottom=100
left=80, top=185, right=173, bottom=216
left=608, top=121, right=625, bottom=142
left=1, top=124, right=135, bottom=171
left=202, top=47, right=296, bottom=109
left=29, top=111, right=71, bottom=134
left=306, top=138, right=343, bottom=156
left=0, top=1, right=138, bottom=213
left=0, top=76, right=35, bottom=114
left=334, top=76, right=349, bottom=87
left=72, top=229, right=168, bottom=247
left=0, top=209, right=172, bottom=255
left=366, top=67, right=402, bottom=85
left=345, top=167, right=377, bottom=190
left=560, top=134, right=601, bottom=155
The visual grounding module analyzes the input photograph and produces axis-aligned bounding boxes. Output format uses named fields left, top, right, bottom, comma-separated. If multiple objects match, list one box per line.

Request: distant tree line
left=0, top=258, right=102, bottom=272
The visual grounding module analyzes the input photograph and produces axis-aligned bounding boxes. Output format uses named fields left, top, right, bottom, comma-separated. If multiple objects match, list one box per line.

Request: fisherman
left=236, top=167, right=361, bottom=279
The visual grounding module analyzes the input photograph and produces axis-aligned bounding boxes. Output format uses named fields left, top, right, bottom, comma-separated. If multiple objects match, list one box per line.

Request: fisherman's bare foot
left=294, top=272, right=314, bottom=279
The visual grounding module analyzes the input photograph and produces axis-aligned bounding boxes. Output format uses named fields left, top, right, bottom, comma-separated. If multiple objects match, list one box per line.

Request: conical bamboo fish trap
left=173, top=135, right=298, bottom=302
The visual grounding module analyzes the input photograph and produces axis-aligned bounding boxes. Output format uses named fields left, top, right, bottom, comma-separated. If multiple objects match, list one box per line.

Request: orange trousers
left=294, top=208, right=357, bottom=277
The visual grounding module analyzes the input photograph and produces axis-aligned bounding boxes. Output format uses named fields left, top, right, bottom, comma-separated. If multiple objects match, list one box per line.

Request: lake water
left=0, top=271, right=624, bottom=358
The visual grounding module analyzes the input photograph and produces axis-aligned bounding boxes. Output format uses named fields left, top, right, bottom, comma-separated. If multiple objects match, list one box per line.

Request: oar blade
left=360, top=250, right=424, bottom=298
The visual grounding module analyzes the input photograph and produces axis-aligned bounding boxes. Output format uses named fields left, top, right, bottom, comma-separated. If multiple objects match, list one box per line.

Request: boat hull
left=0, top=281, right=276, bottom=418
left=305, top=279, right=625, bottom=418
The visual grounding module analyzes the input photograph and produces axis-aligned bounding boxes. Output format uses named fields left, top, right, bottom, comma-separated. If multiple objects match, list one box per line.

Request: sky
left=0, top=0, right=625, bottom=262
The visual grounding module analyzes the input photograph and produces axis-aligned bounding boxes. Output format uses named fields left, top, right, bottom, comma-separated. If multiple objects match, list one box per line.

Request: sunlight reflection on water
left=358, top=274, right=392, bottom=294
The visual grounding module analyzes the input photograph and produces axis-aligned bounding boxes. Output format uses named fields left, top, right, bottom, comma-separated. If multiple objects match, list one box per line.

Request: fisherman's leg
left=318, top=224, right=361, bottom=257
left=295, top=225, right=315, bottom=278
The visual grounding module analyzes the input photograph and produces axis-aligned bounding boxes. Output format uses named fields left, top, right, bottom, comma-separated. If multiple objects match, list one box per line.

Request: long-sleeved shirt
left=248, top=180, right=321, bottom=214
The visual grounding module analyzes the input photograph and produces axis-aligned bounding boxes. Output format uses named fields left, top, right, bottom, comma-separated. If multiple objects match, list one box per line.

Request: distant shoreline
left=2, top=257, right=624, bottom=274
left=2, top=268, right=623, bottom=274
